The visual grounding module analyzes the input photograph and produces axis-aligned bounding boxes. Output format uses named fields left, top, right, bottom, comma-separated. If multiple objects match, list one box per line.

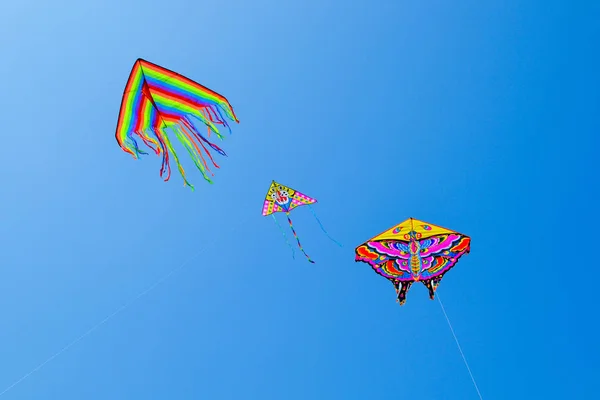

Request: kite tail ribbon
left=285, top=212, right=315, bottom=263
left=308, top=205, right=342, bottom=247
left=272, top=215, right=295, bottom=259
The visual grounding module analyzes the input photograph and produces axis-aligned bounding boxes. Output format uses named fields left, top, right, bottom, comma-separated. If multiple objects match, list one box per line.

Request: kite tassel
left=285, top=212, right=315, bottom=263
left=272, top=215, right=295, bottom=259
left=308, top=205, right=343, bottom=247
left=183, top=117, right=227, bottom=157
left=149, top=128, right=171, bottom=181
left=214, top=106, right=234, bottom=134
left=128, top=135, right=148, bottom=157
left=396, top=281, right=412, bottom=306
left=424, top=275, right=444, bottom=300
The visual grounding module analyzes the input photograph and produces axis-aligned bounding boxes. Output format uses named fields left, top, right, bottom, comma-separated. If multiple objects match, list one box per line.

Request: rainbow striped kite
left=115, top=58, right=239, bottom=190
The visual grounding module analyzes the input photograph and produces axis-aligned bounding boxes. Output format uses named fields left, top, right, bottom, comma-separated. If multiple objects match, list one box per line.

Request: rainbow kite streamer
left=115, top=58, right=239, bottom=190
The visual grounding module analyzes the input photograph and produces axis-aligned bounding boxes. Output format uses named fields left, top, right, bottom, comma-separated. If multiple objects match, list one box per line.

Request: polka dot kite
left=262, top=180, right=341, bottom=263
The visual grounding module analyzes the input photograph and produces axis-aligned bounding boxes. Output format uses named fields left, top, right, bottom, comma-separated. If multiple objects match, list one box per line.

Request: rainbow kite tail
left=285, top=212, right=315, bottom=263
left=308, top=205, right=342, bottom=247
left=272, top=215, right=295, bottom=259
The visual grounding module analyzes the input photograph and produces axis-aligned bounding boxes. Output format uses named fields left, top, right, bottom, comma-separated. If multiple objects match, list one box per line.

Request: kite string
left=307, top=204, right=343, bottom=247
left=0, top=219, right=247, bottom=398
left=272, top=214, right=295, bottom=259
left=436, top=293, right=483, bottom=400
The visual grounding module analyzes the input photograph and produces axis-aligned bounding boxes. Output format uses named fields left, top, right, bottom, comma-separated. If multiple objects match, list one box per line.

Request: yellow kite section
left=265, top=180, right=296, bottom=200
left=368, top=218, right=456, bottom=242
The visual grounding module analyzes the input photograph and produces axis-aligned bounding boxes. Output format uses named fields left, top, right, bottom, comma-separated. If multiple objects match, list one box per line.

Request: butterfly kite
left=355, top=218, right=471, bottom=305
left=115, top=58, right=239, bottom=190
left=262, top=181, right=341, bottom=263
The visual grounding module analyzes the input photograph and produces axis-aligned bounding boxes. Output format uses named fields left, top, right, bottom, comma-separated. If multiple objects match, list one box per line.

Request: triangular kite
left=262, top=180, right=341, bottom=263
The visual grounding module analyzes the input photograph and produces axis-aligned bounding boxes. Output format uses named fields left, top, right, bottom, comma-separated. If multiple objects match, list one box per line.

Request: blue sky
left=0, top=0, right=598, bottom=399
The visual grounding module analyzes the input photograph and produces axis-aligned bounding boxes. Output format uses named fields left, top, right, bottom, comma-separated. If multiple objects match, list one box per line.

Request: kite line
left=0, top=219, right=247, bottom=398
left=437, top=293, right=484, bottom=400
